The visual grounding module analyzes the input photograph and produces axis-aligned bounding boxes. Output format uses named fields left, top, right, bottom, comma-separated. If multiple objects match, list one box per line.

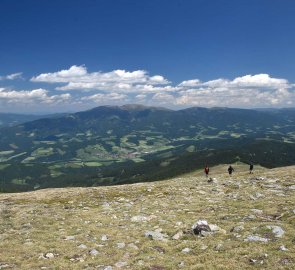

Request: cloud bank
left=1, top=66, right=295, bottom=112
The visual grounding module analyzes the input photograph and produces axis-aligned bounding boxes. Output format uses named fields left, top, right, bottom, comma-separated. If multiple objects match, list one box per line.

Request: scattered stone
left=115, top=261, right=128, bottom=268
left=192, top=220, right=211, bottom=235
left=145, top=231, right=168, bottom=241
left=101, top=235, right=108, bottom=241
left=230, top=225, right=244, bottom=233
left=200, top=244, right=208, bottom=250
left=245, top=235, right=268, bottom=242
left=251, top=209, right=263, bottom=214
left=117, top=242, right=126, bottom=249
left=279, top=245, right=288, bottom=251
left=45, top=253, right=54, bottom=259
left=178, top=261, right=185, bottom=268
left=208, top=224, right=225, bottom=234
left=131, top=215, right=149, bottom=222
left=288, top=185, right=295, bottom=190
left=256, top=177, right=265, bottom=180
left=65, top=236, right=75, bottom=241
left=78, top=244, right=87, bottom=249
left=89, top=249, right=99, bottom=256
left=69, top=254, right=84, bottom=262
left=152, top=246, right=165, bottom=253
left=280, top=258, right=292, bottom=265
left=266, top=225, right=285, bottom=238
left=149, top=266, right=166, bottom=270
left=214, top=243, right=224, bottom=251
left=127, top=243, right=139, bottom=250
left=103, top=266, right=113, bottom=270
left=172, top=231, right=183, bottom=240
left=207, top=178, right=214, bottom=183
left=0, top=264, right=10, bottom=269
left=181, top=247, right=191, bottom=253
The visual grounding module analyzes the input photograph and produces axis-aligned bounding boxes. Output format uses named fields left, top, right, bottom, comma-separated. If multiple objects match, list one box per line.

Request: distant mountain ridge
left=1, top=104, right=295, bottom=192
left=0, top=112, right=67, bottom=127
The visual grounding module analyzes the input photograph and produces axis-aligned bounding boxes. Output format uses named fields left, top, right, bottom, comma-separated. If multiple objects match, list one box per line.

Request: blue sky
left=1, top=0, right=295, bottom=113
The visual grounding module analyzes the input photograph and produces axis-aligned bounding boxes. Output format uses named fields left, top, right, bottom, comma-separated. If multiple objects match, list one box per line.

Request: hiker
left=249, top=163, right=254, bottom=174
left=228, top=165, right=234, bottom=176
left=204, top=165, right=209, bottom=177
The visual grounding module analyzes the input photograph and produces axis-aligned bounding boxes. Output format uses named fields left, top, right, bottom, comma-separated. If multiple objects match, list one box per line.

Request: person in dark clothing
left=204, top=165, right=209, bottom=177
left=249, top=163, right=254, bottom=174
left=228, top=165, right=234, bottom=176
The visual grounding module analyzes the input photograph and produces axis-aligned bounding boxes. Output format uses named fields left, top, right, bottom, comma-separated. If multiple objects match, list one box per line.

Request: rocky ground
left=0, top=163, right=294, bottom=269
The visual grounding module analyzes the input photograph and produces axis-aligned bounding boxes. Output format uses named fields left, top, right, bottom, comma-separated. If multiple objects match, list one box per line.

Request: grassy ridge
left=0, top=164, right=294, bottom=269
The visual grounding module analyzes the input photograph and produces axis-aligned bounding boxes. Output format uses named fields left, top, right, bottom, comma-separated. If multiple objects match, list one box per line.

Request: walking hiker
left=249, top=163, right=254, bottom=174
left=228, top=165, right=234, bottom=176
left=204, top=165, right=209, bottom=177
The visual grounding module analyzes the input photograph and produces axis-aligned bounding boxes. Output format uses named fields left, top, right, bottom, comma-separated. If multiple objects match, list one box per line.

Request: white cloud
left=81, top=92, right=128, bottom=103
left=28, top=65, right=295, bottom=108
left=0, top=88, right=71, bottom=106
left=231, top=74, right=288, bottom=88
left=178, top=79, right=201, bottom=87
left=0, top=72, right=23, bottom=80
left=31, top=65, right=170, bottom=92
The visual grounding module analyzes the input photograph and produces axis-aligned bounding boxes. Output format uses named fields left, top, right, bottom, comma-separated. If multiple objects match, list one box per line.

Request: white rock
left=251, top=209, right=263, bottom=214
left=145, top=231, right=168, bottom=241
left=231, top=225, right=244, bottom=232
left=279, top=245, right=288, bottom=251
left=78, top=244, right=87, bottom=249
left=127, top=243, right=139, bottom=250
left=117, top=242, right=126, bottom=249
left=45, top=253, right=54, bottom=259
left=196, top=220, right=208, bottom=226
left=181, top=247, right=191, bottom=253
left=131, top=215, right=149, bottom=222
left=208, top=224, right=220, bottom=232
left=200, top=244, right=208, bottom=250
left=0, top=264, right=10, bottom=269
left=89, top=249, right=99, bottom=256
left=266, top=225, right=285, bottom=238
left=178, top=261, right=185, bottom=267
left=65, top=236, right=75, bottom=241
left=172, top=231, right=183, bottom=240
left=115, top=261, right=128, bottom=268
left=103, top=266, right=113, bottom=270
left=245, top=235, right=268, bottom=242
left=101, top=235, right=108, bottom=241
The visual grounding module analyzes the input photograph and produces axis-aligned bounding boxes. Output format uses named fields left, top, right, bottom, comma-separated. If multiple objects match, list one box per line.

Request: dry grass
left=0, top=163, right=294, bottom=269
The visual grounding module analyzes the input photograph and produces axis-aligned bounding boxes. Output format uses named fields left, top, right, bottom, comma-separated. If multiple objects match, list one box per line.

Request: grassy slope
left=0, top=163, right=294, bottom=269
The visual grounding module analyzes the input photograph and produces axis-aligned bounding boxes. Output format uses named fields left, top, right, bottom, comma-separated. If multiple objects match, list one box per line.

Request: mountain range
left=1, top=104, right=295, bottom=192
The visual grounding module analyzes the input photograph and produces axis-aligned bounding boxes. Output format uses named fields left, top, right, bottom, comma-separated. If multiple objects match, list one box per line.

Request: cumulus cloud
left=0, top=88, right=71, bottom=106
left=29, top=65, right=295, bottom=108
left=171, top=74, right=294, bottom=108
left=0, top=72, right=23, bottom=80
left=31, top=65, right=170, bottom=92
left=82, top=92, right=128, bottom=103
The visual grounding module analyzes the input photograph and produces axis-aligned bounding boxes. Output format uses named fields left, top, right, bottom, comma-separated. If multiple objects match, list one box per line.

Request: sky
left=1, top=0, right=295, bottom=113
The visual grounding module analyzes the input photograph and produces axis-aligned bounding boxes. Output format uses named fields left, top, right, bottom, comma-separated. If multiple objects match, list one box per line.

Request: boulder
left=266, top=225, right=285, bottom=238
left=192, top=220, right=211, bottom=235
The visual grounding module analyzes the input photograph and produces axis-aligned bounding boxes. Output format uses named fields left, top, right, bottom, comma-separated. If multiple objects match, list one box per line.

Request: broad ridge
left=0, top=164, right=294, bottom=268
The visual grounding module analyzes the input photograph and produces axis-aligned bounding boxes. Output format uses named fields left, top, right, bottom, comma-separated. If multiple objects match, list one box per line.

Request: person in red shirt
left=204, top=165, right=209, bottom=177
